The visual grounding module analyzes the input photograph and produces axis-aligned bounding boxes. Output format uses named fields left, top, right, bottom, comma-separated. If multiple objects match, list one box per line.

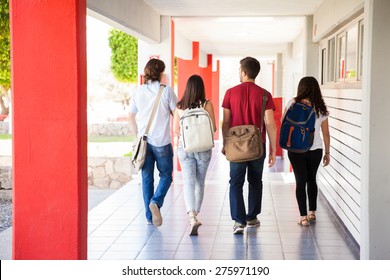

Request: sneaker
left=147, top=220, right=153, bottom=225
left=246, top=218, right=260, bottom=228
left=233, top=222, right=245, bottom=234
left=149, top=202, right=163, bottom=226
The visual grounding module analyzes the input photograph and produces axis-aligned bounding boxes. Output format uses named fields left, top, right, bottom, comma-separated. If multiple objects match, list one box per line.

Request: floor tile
left=87, top=147, right=360, bottom=260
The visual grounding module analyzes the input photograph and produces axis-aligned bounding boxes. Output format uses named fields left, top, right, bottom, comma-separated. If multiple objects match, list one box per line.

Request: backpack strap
left=260, top=91, right=268, bottom=137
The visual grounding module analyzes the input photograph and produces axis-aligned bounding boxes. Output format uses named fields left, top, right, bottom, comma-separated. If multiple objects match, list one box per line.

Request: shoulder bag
left=132, top=84, right=165, bottom=172
left=224, top=92, right=268, bottom=162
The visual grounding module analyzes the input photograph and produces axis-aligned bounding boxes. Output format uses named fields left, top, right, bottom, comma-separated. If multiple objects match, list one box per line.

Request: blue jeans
left=141, top=143, right=173, bottom=222
left=229, top=144, right=266, bottom=225
left=177, top=146, right=212, bottom=214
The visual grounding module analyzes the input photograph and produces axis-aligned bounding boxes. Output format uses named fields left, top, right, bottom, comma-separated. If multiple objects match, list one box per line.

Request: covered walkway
left=87, top=143, right=359, bottom=260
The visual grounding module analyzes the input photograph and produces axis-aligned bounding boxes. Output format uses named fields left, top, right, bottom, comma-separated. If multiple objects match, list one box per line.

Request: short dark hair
left=143, top=58, right=165, bottom=83
left=240, top=57, right=261, bottom=79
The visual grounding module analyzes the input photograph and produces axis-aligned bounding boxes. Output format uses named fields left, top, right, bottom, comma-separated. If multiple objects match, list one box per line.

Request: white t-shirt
left=129, top=81, right=178, bottom=147
left=285, top=99, right=328, bottom=151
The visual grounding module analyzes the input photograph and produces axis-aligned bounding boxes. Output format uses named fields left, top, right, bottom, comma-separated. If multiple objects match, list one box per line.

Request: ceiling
left=143, top=0, right=325, bottom=58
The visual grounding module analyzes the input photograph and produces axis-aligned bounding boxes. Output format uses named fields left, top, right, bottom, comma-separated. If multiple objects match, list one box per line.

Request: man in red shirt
left=222, top=57, right=277, bottom=234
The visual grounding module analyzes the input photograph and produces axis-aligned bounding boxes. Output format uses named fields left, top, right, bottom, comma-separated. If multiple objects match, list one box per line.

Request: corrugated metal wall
left=318, top=88, right=362, bottom=243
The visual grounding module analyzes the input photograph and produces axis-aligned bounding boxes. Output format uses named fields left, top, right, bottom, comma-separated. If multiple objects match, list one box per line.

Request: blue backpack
left=279, top=99, right=316, bottom=153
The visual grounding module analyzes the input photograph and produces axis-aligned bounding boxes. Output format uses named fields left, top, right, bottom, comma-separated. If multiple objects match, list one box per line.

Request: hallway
left=87, top=144, right=359, bottom=260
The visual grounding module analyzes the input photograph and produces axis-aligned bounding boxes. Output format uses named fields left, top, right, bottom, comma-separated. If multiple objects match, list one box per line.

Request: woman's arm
left=173, top=109, right=180, bottom=138
left=321, top=118, right=331, bottom=166
left=205, top=101, right=217, bottom=133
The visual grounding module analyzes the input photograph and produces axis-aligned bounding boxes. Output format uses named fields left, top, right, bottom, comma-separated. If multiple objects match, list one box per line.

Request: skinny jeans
left=288, top=149, right=322, bottom=216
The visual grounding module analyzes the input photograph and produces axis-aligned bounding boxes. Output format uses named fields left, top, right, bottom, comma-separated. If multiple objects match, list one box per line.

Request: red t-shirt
left=222, top=82, right=275, bottom=142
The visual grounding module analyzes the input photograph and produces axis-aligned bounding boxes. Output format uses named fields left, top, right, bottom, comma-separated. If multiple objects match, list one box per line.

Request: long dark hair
left=295, top=76, right=328, bottom=117
left=143, top=58, right=165, bottom=84
left=177, top=75, right=206, bottom=110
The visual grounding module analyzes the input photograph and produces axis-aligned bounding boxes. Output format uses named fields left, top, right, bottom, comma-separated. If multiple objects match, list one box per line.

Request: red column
left=273, top=97, right=283, bottom=157
left=11, top=0, right=87, bottom=259
left=212, top=60, right=220, bottom=140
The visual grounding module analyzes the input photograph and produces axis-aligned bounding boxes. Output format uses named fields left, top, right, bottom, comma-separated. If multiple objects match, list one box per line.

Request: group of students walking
left=129, top=57, right=330, bottom=235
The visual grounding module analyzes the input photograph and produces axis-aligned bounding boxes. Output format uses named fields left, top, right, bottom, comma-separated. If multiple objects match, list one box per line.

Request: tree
left=0, top=0, right=10, bottom=116
left=108, top=29, right=138, bottom=84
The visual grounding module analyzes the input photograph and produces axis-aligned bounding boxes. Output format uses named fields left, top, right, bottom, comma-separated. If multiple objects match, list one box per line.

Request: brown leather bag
left=224, top=125, right=263, bottom=162
left=224, top=92, right=268, bottom=162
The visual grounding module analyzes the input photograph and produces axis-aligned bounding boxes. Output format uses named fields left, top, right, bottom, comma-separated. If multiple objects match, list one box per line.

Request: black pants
left=288, top=149, right=322, bottom=216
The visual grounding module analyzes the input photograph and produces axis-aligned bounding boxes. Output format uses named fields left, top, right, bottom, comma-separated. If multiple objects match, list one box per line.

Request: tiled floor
left=88, top=145, right=360, bottom=260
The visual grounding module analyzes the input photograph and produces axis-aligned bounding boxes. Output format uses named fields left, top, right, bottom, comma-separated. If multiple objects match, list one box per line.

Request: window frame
left=319, top=15, right=364, bottom=86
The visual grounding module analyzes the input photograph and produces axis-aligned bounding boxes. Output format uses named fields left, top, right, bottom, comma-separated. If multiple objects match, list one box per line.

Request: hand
left=268, top=152, right=276, bottom=167
left=221, top=146, right=226, bottom=155
left=323, top=154, right=330, bottom=166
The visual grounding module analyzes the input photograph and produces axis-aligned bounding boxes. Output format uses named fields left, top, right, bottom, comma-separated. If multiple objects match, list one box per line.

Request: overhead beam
left=87, top=0, right=161, bottom=43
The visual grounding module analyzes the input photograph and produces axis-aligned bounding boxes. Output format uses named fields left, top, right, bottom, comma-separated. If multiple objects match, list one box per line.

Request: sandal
left=298, top=218, right=310, bottom=226
left=308, top=214, right=316, bottom=222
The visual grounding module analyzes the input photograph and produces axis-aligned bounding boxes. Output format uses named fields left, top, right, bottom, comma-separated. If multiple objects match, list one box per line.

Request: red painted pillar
left=10, top=0, right=87, bottom=259
left=200, top=54, right=212, bottom=99
left=177, top=42, right=200, bottom=99
left=273, top=97, right=283, bottom=157
left=170, top=19, right=175, bottom=89
left=212, top=60, right=220, bottom=140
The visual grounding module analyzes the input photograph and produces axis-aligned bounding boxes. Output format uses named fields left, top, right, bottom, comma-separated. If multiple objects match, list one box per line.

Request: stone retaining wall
left=0, top=156, right=133, bottom=190
left=0, top=122, right=9, bottom=134
left=88, top=157, right=133, bottom=189
left=0, top=166, right=11, bottom=190
left=88, top=122, right=130, bottom=136
left=0, top=122, right=131, bottom=136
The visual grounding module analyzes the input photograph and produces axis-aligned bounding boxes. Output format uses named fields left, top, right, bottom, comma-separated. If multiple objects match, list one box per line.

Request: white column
left=138, top=16, right=173, bottom=86
left=361, top=0, right=390, bottom=259
left=303, top=15, right=319, bottom=78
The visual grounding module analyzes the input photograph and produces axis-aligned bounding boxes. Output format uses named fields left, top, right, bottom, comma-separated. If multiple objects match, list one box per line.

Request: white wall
left=313, top=0, right=364, bottom=42
left=361, top=0, right=390, bottom=260
left=318, top=88, right=362, bottom=243
left=174, top=30, right=193, bottom=60
left=312, top=0, right=365, bottom=246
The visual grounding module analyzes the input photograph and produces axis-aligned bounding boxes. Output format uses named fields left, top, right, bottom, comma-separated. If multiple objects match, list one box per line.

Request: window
left=319, top=16, right=363, bottom=85
left=321, top=47, right=327, bottom=84
left=358, top=19, right=364, bottom=81
left=327, top=38, right=335, bottom=82
left=346, top=25, right=358, bottom=81
left=337, top=33, right=346, bottom=81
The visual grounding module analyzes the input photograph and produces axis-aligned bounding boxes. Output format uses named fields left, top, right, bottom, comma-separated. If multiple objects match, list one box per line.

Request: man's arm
left=221, top=108, right=231, bottom=154
left=128, top=113, right=138, bottom=136
left=264, top=109, right=277, bottom=167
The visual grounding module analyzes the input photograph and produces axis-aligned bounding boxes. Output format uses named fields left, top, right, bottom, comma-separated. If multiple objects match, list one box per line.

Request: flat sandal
left=298, top=218, right=309, bottom=226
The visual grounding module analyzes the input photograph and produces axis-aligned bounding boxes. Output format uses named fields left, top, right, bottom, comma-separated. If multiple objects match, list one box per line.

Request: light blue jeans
left=177, top=146, right=212, bottom=214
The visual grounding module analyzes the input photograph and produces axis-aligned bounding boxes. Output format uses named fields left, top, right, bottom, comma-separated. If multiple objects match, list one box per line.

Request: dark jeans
left=141, top=143, right=173, bottom=222
left=229, top=144, right=266, bottom=225
left=288, top=149, right=322, bottom=216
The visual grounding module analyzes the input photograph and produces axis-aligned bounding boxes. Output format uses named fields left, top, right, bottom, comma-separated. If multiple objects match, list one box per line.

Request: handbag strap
left=144, top=84, right=165, bottom=136
left=260, top=91, right=268, bottom=136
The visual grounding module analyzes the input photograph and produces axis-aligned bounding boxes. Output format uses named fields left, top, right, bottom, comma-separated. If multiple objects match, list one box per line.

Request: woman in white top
left=282, top=76, right=330, bottom=226
left=173, top=75, right=216, bottom=236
